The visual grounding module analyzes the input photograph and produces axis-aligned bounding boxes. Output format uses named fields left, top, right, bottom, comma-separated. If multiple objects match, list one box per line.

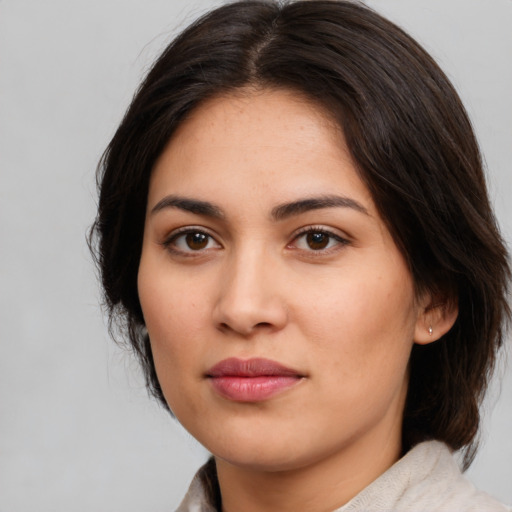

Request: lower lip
left=209, top=376, right=302, bottom=402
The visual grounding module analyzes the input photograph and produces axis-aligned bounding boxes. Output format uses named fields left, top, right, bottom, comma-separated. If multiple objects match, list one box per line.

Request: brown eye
left=306, top=232, right=330, bottom=250
left=185, top=232, right=209, bottom=250
left=291, top=228, right=349, bottom=253
left=165, top=229, right=221, bottom=254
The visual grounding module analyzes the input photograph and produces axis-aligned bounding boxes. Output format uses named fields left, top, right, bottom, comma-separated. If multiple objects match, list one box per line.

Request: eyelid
left=288, top=225, right=351, bottom=252
left=160, top=224, right=350, bottom=257
left=161, top=225, right=222, bottom=255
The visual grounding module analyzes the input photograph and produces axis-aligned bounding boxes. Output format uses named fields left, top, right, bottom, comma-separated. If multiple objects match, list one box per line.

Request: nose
left=212, top=248, right=288, bottom=337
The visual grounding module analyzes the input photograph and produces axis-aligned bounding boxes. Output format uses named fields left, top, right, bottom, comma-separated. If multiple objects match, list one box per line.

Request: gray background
left=0, top=0, right=510, bottom=510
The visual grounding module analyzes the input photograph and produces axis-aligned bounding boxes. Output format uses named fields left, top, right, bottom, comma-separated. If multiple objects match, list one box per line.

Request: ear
left=414, top=294, right=458, bottom=345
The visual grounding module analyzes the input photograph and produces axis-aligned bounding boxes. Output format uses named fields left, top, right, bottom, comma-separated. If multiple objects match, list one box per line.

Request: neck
left=216, top=421, right=403, bottom=512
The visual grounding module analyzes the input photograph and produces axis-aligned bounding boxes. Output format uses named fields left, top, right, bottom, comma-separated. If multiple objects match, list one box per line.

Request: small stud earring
left=428, top=325, right=433, bottom=336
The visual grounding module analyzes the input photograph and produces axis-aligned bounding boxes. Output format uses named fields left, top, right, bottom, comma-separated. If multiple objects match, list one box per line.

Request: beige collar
left=176, top=441, right=510, bottom=512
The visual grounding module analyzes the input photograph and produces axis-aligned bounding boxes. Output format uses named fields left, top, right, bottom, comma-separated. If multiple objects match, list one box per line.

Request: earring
left=428, top=325, right=433, bottom=336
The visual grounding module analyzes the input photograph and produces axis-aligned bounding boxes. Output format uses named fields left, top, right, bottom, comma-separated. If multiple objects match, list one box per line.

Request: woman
left=90, top=1, right=511, bottom=510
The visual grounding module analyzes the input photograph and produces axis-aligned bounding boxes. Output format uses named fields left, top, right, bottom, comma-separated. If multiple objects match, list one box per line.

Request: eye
left=163, top=228, right=221, bottom=254
left=291, top=228, right=349, bottom=252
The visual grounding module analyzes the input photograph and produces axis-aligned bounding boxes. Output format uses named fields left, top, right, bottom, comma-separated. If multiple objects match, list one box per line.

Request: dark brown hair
left=90, top=0, right=510, bottom=468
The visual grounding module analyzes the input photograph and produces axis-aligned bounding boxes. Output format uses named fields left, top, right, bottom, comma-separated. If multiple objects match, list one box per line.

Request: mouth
left=206, top=357, right=305, bottom=402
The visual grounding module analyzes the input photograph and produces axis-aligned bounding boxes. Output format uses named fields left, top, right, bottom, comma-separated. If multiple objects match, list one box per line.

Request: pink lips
left=206, top=357, right=304, bottom=402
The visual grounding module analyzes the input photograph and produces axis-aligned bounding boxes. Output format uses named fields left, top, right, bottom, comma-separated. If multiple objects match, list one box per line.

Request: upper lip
left=206, top=357, right=303, bottom=377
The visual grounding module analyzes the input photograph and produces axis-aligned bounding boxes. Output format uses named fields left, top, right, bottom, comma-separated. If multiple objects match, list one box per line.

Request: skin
left=138, top=89, right=454, bottom=512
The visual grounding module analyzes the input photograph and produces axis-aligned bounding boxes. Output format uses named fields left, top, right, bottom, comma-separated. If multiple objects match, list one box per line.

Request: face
left=138, top=89, right=428, bottom=474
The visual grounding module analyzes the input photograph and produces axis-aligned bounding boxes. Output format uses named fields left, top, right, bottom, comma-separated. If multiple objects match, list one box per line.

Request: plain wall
left=0, top=0, right=510, bottom=510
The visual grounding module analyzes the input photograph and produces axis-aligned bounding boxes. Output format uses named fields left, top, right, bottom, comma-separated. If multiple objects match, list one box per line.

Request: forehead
left=176, top=88, right=338, bottom=141
left=149, top=89, right=374, bottom=212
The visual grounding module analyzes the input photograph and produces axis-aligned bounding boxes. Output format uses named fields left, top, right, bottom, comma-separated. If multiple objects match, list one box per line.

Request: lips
left=206, top=357, right=304, bottom=402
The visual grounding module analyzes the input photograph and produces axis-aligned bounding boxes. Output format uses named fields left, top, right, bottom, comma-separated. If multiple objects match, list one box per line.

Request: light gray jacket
left=176, top=441, right=510, bottom=511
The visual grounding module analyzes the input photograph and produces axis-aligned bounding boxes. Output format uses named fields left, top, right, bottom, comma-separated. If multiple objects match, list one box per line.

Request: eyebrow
left=150, top=194, right=368, bottom=220
left=151, top=195, right=225, bottom=219
left=271, top=195, right=369, bottom=220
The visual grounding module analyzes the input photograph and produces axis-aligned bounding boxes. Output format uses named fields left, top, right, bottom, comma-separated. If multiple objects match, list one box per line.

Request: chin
left=200, top=427, right=341, bottom=474
left=213, top=446, right=311, bottom=473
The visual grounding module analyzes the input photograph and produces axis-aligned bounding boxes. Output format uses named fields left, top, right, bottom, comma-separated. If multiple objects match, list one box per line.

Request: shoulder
left=176, top=458, right=219, bottom=512
left=339, top=441, right=510, bottom=512
left=400, top=441, right=509, bottom=511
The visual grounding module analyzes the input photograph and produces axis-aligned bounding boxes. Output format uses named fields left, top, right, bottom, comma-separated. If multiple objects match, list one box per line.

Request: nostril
left=255, top=322, right=272, bottom=329
left=217, top=320, right=275, bottom=335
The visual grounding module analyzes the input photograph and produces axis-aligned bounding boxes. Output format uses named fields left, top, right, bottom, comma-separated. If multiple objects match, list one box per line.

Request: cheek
left=299, top=263, right=417, bottom=377
left=138, top=276, right=208, bottom=418
left=137, top=257, right=204, bottom=376
left=140, top=290, right=203, bottom=359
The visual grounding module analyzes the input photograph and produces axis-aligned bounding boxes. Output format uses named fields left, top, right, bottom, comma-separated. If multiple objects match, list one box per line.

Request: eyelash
left=289, top=226, right=350, bottom=254
left=162, top=226, right=220, bottom=256
left=161, top=226, right=350, bottom=257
